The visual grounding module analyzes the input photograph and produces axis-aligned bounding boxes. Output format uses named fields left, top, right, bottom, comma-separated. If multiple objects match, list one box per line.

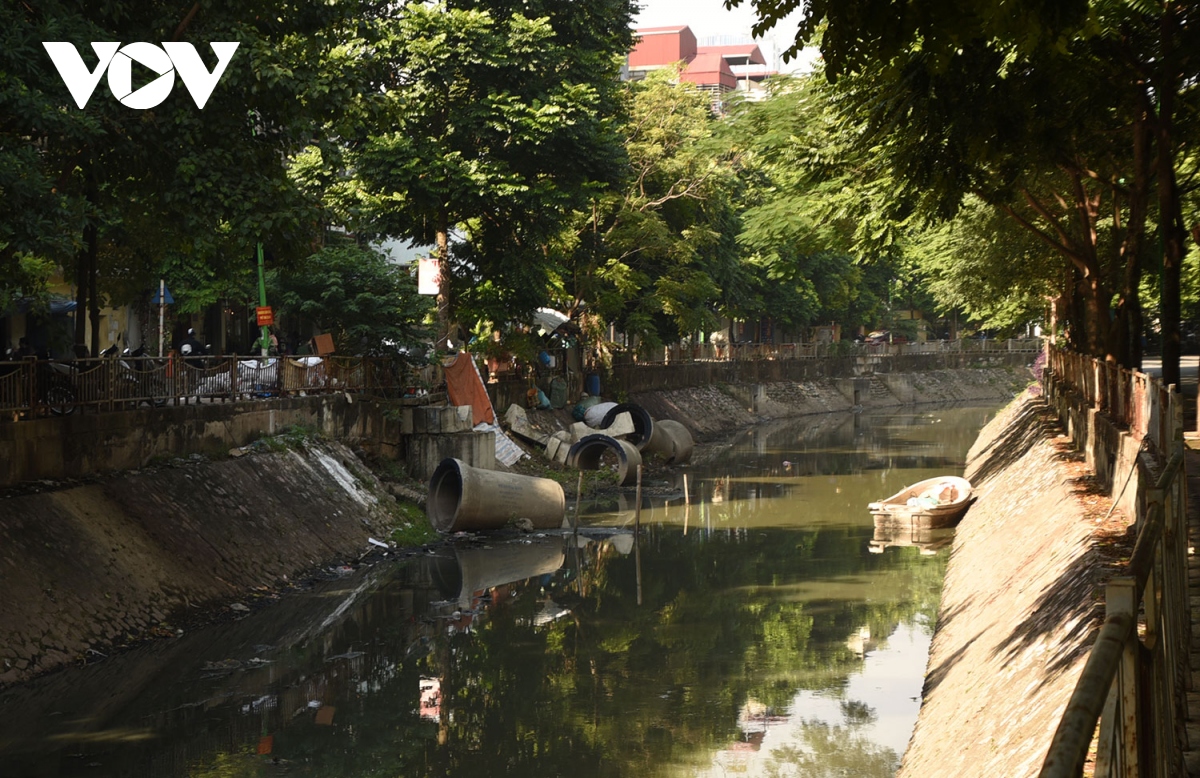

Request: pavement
left=1139, top=357, right=1198, bottom=430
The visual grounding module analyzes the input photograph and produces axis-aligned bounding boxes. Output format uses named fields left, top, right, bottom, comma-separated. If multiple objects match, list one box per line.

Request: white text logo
left=42, top=42, right=240, bottom=109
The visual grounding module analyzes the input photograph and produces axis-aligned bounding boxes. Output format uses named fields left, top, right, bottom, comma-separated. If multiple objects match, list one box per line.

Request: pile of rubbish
left=424, top=398, right=695, bottom=535
left=503, top=400, right=693, bottom=486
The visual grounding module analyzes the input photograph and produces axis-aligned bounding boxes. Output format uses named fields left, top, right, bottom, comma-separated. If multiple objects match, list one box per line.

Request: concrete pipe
left=601, top=403, right=655, bottom=450
left=566, top=434, right=643, bottom=486
left=427, top=458, right=565, bottom=533
left=644, top=418, right=695, bottom=464
left=583, top=401, right=618, bottom=428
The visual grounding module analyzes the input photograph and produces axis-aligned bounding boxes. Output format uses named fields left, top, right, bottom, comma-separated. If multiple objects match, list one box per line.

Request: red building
left=627, top=25, right=777, bottom=104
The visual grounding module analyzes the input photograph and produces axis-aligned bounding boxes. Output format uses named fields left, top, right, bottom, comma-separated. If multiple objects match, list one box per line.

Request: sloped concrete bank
left=631, top=367, right=1031, bottom=438
left=896, top=392, right=1124, bottom=777
left=0, top=438, right=400, bottom=688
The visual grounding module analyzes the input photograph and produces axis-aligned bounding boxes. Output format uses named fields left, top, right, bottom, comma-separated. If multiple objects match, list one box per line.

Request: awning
left=3, top=297, right=78, bottom=316
left=533, top=308, right=570, bottom=334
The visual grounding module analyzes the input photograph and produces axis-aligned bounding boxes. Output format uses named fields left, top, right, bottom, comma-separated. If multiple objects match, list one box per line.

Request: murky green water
left=0, top=404, right=1000, bottom=778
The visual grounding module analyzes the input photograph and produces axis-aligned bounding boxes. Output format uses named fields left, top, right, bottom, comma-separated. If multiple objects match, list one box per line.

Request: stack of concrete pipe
left=568, top=402, right=695, bottom=486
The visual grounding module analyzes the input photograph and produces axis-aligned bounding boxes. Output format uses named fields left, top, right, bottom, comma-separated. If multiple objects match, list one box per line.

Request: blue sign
left=150, top=285, right=174, bottom=305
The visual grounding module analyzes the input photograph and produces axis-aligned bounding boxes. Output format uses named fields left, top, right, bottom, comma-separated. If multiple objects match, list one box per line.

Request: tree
left=2, top=0, right=376, bottom=352
left=271, top=244, right=432, bottom=357
left=344, top=1, right=633, bottom=342
left=727, top=78, right=895, bottom=337
left=907, top=197, right=1058, bottom=332
left=727, top=0, right=1200, bottom=382
left=559, top=68, right=746, bottom=350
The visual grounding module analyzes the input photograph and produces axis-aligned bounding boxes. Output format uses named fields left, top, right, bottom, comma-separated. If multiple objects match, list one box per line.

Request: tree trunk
left=87, top=216, right=100, bottom=357
left=1154, top=3, right=1183, bottom=389
left=74, top=241, right=88, bottom=348
left=1112, top=88, right=1152, bottom=370
left=436, top=209, right=454, bottom=347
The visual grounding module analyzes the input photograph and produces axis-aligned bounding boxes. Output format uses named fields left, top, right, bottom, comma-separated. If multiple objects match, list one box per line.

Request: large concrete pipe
left=432, top=543, right=565, bottom=608
left=566, top=434, right=643, bottom=486
left=427, top=458, right=565, bottom=532
left=601, top=403, right=655, bottom=450
left=583, top=401, right=618, bottom=428
left=644, top=418, right=695, bottom=464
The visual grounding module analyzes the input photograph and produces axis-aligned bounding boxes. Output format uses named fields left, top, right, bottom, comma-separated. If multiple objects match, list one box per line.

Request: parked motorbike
left=114, top=345, right=168, bottom=407
left=0, top=347, right=81, bottom=416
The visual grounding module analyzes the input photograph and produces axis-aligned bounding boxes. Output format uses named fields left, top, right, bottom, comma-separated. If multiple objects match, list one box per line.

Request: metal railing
left=1039, top=351, right=1189, bottom=777
left=0, top=354, right=426, bottom=420
left=1047, top=348, right=1169, bottom=454
left=630, top=337, right=1043, bottom=364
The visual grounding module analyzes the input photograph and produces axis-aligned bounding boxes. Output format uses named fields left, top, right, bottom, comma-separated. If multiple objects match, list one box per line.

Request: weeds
left=389, top=500, right=437, bottom=546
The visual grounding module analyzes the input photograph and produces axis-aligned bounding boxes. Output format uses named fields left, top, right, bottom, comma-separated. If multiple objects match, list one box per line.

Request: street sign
left=150, top=285, right=174, bottom=304
left=256, top=306, right=274, bottom=326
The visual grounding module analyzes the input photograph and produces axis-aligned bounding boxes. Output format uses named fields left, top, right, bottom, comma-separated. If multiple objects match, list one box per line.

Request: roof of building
left=679, top=51, right=737, bottom=89
left=698, top=43, right=767, bottom=65
left=635, top=25, right=690, bottom=35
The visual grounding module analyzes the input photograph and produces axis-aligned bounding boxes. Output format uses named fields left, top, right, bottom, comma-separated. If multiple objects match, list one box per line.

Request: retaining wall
left=487, top=351, right=1036, bottom=413
left=0, top=396, right=493, bottom=489
left=897, top=393, right=1104, bottom=776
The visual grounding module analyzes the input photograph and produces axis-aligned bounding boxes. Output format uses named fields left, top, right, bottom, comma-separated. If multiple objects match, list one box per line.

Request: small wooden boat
left=868, top=476, right=973, bottom=529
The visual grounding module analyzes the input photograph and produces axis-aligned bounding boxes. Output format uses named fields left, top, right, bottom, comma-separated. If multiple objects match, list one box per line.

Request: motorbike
left=114, top=345, right=168, bottom=407
left=0, top=347, right=84, bottom=416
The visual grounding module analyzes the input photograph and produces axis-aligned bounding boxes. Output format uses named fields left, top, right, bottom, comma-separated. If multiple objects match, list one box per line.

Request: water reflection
left=0, top=404, right=998, bottom=777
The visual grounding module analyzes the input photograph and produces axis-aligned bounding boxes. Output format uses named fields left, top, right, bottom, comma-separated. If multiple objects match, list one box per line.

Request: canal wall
left=0, top=438, right=402, bottom=688
left=896, top=391, right=1120, bottom=776
left=487, top=350, right=1036, bottom=412
left=631, top=367, right=1033, bottom=439
left=0, top=395, right=494, bottom=489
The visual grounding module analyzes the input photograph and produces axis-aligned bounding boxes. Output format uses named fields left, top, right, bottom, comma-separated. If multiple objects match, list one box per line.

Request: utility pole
left=257, top=243, right=270, bottom=357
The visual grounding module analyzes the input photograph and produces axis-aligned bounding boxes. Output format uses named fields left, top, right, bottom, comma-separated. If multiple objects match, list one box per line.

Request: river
left=0, top=403, right=1002, bottom=777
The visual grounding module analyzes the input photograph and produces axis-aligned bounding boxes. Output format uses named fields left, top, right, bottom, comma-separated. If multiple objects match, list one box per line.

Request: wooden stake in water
left=573, top=470, right=585, bottom=596
left=635, top=464, right=643, bottom=606
left=572, top=471, right=583, bottom=534
left=634, top=464, right=643, bottom=533
left=683, top=473, right=690, bottom=535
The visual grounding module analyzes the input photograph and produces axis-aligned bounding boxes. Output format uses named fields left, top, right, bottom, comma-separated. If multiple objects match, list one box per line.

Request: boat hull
left=867, top=476, right=973, bottom=529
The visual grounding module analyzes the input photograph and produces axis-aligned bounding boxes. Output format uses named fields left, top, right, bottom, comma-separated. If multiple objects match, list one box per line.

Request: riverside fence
left=1040, top=347, right=1190, bottom=777
left=0, top=354, right=425, bottom=419
left=1, top=337, right=1045, bottom=422
left=635, top=336, right=1043, bottom=364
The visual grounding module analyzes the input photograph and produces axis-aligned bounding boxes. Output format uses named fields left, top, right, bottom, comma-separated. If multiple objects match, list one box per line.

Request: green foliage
left=560, top=69, right=746, bottom=346
left=271, top=244, right=432, bottom=357
left=338, top=1, right=633, bottom=329
left=1, top=0, right=378, bottom=339
left=252, top=424, right=322, bottom=453
left=908, top=196, right=1056, bottom=330
left=725, top=0, right=1088, bottom=77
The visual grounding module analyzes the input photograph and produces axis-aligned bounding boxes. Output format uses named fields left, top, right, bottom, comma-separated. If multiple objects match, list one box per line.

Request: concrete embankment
left=630, top=367, right=1031, bottom=438
left=897, top=391, right=1124, bottom=776
left=0, top=438, right=400, bottom=688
